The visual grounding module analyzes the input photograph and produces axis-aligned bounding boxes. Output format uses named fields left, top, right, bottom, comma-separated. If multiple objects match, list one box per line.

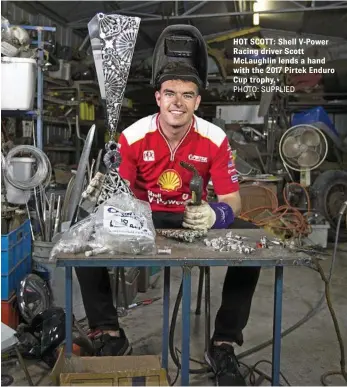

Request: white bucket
left=5, top=157, right=35, bottom=205
left=1, top=57, right=37, bottom=110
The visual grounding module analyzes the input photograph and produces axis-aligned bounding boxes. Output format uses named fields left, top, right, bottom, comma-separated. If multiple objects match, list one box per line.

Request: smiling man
left=76, top=61, right=260, bottom=386
left=118, top=62, right=242, bottom=221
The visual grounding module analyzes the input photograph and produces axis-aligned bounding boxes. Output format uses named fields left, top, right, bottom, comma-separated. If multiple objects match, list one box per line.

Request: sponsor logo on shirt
left=231, top=175, right=238, bottom=183
left=157, top=170, right=182, bottom=192
left=143, top=150, right=155, bottom=161
left=148, top=190, right=187, bottom=205
left=228, top=160, right=234, bottom=168
left=188, top=154, right=208, bottom=163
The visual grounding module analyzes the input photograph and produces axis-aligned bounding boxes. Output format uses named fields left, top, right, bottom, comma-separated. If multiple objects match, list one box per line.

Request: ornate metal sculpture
left=88, top=13, right=140, bottom=201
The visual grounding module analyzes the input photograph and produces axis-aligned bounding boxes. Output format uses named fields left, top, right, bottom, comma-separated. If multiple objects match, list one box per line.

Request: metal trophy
left=87, top=13, right=140, bottom=205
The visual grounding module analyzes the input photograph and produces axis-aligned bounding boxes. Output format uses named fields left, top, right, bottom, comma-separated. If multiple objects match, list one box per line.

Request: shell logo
left=157, top=169, right=182, bottom=192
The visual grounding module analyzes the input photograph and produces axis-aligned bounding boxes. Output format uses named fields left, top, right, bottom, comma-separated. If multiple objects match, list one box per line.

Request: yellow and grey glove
left=182, top=200, right=216, bottom=230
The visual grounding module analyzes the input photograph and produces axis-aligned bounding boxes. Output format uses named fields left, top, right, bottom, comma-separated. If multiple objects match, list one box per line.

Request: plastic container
left=292, top=107, right=338, bottom=137
left=48, top=59, right=71, bottom=81
left=303, top=222, right=330, bottom=248
left=1, top=219, right=32, bottom=301
left=4, top=157, right=35, bottom=205
left=32, top=241, right=86, bottom=321
left=1, top=57, right=37, bottom=110
left=1, top=295, right=19, bottom=329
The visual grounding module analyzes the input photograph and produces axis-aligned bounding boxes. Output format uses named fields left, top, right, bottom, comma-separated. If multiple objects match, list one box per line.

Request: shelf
left=1, top=110, right=37, bottom=117
left=42, top=116, right=75, bottom=124
left=44, top=146, right=76, bottom=152
left=42, top=95, right=79, bottom=106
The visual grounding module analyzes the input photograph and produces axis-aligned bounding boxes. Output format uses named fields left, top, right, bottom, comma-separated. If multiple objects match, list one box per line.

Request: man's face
left=155, top=80, right=201, bottom=129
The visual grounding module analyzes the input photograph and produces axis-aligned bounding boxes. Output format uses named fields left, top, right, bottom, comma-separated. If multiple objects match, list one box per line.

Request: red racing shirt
left=118, top=114, right=239, bottom=213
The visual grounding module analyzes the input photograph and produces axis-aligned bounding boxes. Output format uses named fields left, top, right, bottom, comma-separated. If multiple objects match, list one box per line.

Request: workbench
left=56, top=229, right=312, bottom=386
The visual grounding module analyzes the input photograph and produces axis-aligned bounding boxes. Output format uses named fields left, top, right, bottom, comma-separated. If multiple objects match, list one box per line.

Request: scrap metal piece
left=67, top=125, right=96, bottom=223
left=157, top=229, right=207, bottom=243
left=158, top=248, right=172, bottom=255
left=204, top=232, right=255, bottom=254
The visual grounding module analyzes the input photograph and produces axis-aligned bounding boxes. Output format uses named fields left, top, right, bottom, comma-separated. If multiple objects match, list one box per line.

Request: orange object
left=1, top=294, right=19, bottom=329
left=72, top=344, right=81, bottom=356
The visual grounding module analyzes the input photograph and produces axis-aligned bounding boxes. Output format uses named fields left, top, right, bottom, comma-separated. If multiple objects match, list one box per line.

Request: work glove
left=82, top=172, right=105, bottom=202
left=182, top=200, right=216, bottom=230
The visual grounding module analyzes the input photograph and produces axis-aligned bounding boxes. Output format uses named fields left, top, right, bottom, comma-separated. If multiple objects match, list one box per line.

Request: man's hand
left=182, top=201, right=216, bottom=230
left=82, top=172, right=105, bottom=202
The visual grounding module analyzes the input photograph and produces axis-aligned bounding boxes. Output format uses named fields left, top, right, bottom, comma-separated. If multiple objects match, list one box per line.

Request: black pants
left=75, top=213, right=260, bottom=346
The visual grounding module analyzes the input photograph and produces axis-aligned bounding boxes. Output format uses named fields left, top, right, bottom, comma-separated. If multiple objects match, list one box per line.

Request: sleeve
left=118, top=133, right=138, bottom=188
left=209, top=137, right=240, bottom=195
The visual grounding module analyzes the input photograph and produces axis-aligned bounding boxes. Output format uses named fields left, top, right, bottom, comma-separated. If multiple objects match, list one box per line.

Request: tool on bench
left=180, top=161, right=203, bottom=205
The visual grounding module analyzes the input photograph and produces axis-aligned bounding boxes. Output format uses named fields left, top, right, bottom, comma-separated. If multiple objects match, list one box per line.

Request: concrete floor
left=3, top=244, right=347, bottom=386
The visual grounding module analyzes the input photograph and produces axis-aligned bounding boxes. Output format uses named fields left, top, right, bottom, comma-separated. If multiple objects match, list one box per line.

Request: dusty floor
left=2, top=243, right=347, bottom=386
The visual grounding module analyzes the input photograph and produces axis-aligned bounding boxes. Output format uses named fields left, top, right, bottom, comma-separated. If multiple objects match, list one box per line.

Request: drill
left=180, top=161, right=203, bottom=205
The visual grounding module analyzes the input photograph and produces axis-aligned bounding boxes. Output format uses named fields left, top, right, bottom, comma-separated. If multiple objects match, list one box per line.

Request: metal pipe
left=118, top=10, right=162, bottom=18
left=37, top=29, right=43, bottom=149
left=117, top=1, right=159, bottom=13
left=290, top=1, right=307, bottom=8
left=53, top=195, right=62, bottom=236
left=182, top=1, right=208, bottom=16
left=78, top=34, right=90, bottom=51
left=138, top=4, right=347, bottom=22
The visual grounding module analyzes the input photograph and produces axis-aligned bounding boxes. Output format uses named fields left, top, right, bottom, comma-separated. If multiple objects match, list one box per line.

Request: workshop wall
left=2, top=1, right=84, bottom=48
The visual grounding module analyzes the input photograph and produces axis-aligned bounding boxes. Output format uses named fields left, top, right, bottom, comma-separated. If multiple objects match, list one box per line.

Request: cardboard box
left=51, top=349, right=168, bottom=386
left=239, top=182, right=278, bottom=218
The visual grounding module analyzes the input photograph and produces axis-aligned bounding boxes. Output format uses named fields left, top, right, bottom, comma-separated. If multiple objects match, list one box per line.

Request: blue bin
left=1, top=219, right=32, bottom=300
left=292, top=106, right=338, bottom=137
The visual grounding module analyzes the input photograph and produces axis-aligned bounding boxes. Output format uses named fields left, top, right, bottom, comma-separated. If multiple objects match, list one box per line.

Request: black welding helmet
left=151, top=24, right=209, bottom=90
left=30, top=307, right=66, bottom=357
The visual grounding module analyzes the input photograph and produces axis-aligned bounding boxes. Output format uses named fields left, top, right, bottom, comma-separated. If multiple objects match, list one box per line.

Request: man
left=77, top=61, right=260, bottom=386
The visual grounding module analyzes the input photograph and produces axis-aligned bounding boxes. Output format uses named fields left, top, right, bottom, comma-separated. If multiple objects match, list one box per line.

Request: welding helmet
left=151, top=24, right=209, bottom=90
left=30, top=306, right=66, bottom=357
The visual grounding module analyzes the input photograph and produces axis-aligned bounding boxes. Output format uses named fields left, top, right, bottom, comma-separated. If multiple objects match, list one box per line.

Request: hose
left=4, top=145, right=52, bottom=190
left=168, top=202, right=347, bottom=385
left=318, top=202, right=347, bottom=385
left=239, top=182, right=312, bottom=237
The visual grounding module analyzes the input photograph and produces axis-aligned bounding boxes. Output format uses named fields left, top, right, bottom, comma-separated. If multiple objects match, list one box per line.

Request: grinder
left=180, top=161, right=203, bottom=205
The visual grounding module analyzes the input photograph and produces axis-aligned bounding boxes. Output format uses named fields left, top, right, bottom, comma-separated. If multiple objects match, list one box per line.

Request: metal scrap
left=157, top=248, right=172, bottom=255
left=157, top=229, right=207, bottom=243
left=204, top=231, right=255, bottom=254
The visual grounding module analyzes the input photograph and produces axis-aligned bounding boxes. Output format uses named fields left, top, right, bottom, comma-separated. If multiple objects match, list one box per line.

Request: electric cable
left=316, top=203, right=347, bottom=385
left=168, top=201, right=347, bottom=386
left=4, top=145, right=52, bottom=190
left=239, top=182, right=312, bottom=237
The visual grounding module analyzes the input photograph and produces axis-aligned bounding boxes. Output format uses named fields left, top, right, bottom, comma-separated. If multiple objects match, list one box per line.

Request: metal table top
left=56, top=229, right=312, bottom=268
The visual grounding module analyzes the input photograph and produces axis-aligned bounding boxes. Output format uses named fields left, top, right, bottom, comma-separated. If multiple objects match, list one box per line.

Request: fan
left=279, top=124, right=328, bottom=186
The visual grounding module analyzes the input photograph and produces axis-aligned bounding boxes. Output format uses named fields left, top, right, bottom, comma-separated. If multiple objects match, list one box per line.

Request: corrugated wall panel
left=3, top=2, right=84, bottom=48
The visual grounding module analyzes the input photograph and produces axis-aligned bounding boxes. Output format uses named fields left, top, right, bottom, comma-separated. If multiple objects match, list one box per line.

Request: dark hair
left=154, top=61, right=202, bottom=92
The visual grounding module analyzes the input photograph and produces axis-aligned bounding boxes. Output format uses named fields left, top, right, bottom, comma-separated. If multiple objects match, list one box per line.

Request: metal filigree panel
left=88, top=13, right=140, bottom=133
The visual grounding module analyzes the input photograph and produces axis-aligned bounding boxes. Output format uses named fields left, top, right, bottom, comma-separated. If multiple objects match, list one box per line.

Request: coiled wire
left=4, top=145, right=52, bottom=190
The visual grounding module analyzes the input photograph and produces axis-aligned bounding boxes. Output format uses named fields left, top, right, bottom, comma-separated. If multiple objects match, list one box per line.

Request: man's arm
left=209, top=136, right=241, bottom=212
left=217, top=191, right=241, bottom=217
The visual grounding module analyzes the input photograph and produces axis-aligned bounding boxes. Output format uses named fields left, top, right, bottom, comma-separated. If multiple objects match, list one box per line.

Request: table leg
left=195, top=267, right=204, bottom=315
left=204, top=267, right=211, bottom=352
left=162, top=267, right=170, bottom=370
left=272, top=266, right=283, bottom=386
left=181, top=266, right=192, bottom=386
left=65, top=266, right=73, bottom=357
